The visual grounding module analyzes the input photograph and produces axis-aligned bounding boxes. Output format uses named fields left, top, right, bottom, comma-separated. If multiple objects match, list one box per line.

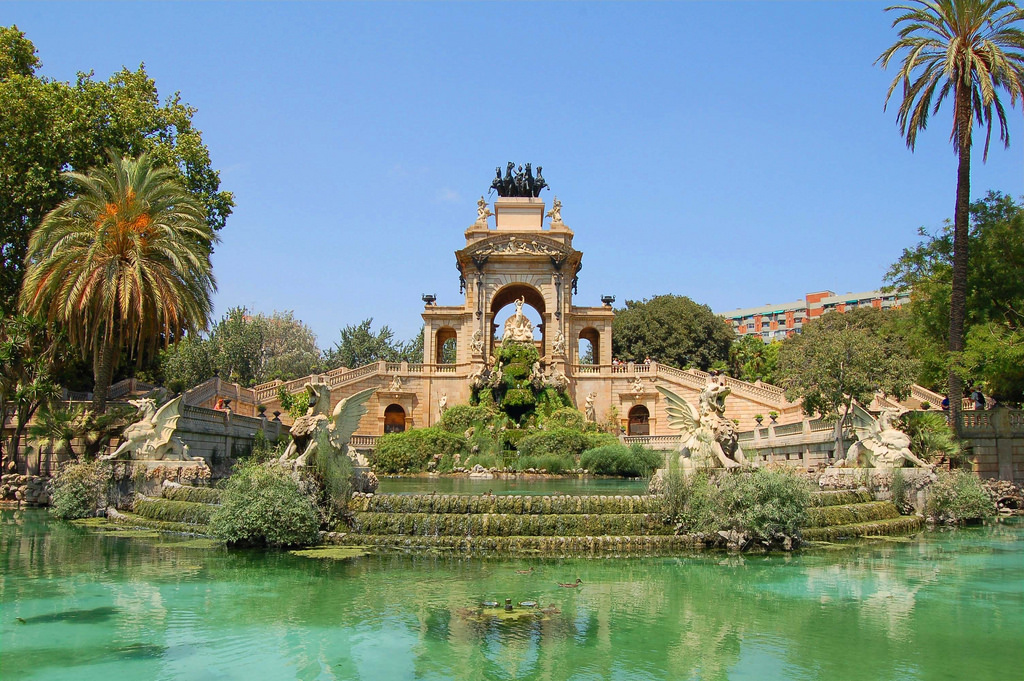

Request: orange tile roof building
left=718, top=289, right=911, bottom=342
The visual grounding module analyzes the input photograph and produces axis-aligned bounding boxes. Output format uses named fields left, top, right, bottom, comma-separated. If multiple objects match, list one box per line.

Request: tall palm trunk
left=948, top=86, right=972, bottom=434
left=91, top=332, right=117, bottom=413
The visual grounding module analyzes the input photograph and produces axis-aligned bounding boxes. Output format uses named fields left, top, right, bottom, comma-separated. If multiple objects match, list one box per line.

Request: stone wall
left=958, top=408, right=1024, bottom=484
left=0, top=474, right=50, bottom=507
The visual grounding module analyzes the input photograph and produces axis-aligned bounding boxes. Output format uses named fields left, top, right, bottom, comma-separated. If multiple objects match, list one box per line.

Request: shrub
left=717, top=469, right=811, bottom=538
left=372, top=427, right=467, bottom=474
left=928, top=470, right=995, bottom=523
left=208, top=462, right=320, bottom=547
left=546, top=407, right=586, bottom=431
left=901, top=411, right=962, bottom=464
left=662, top=467, right=811, bottom=541
left=662, top=468, right=720, bottom=533
left=517, top=427, right=588, bottom=461
left=438, top=404, right=496, bottom=433
left=581, top=443, right=662, bottom=477
left=583, top=431, right=619, bottom=451
left=519, top=453, right=573, bottom=474
left=50, top=461, right=109, bottom=520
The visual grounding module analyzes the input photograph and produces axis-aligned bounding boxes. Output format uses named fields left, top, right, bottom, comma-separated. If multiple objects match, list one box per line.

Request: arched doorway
left=490, top=283, right=546, bottom=355
left=384, top=404, right=406, bottom=433
left=628, top=405, right=650, bottom=436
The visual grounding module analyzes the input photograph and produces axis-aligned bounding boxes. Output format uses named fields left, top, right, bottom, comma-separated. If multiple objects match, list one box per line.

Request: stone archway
left=490, top=283, right=546, bottom=356
left=384, top=404, right=406, bottom=433
left=578, top=327, right=600, bottom=365
left=435, top=326, right=457, bottom=364
left=628, top=404, right=650, bottom=436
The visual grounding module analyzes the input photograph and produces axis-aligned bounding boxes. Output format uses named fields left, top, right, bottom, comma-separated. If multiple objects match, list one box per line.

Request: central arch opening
left=628, top=405, right=650, bottom=436
left=490, top=283, right=546, bottom=355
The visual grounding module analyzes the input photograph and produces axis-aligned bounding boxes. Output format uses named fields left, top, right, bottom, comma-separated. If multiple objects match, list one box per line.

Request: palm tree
left=20, top=151, right=217, bottom=411
left=878, top=0, right=1024, bottom=430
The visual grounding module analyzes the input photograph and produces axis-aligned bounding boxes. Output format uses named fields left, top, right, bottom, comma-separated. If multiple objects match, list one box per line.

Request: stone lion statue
left=658, top=378, right=752, bottom=470
left=833, top=407, right=932, bottom=469
left=279, top=382, right=376, bottom=468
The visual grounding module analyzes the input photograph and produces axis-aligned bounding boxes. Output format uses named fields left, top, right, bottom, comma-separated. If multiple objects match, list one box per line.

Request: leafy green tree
left=323, top=318, right=422, bottom=369
left=776, top=308, right=918, bottom=454
left=728, top=336, right=781, bottom=384
left=0, top=315, right=68, bottom=477
left=886, top=192, right=1024, bottom=402
left=261, top=310, right=322, bottom=381
left=612, top=295, right=733, bottom=370
left=0, top=25, right=233, bottom=313
left=878, top=0, right=1024, bottom=425
left=20, top=151, right=216, bottom=412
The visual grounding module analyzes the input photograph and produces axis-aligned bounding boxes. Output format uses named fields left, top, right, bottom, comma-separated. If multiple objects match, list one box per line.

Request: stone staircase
left=803, top=489, right=923, bottom=541
left=108, top=483, right=221, bottom=535
left=104, top=484, right=924, bottom=549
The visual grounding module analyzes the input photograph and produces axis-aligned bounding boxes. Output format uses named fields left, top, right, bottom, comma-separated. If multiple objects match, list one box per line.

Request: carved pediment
left=458, top=234, right=574, bottom=262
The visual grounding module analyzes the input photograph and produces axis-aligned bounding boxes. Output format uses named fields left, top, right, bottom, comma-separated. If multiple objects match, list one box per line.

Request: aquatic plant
left=927, top=470, right=996, bottom=524
left=580, top=443, right=662, bottom=478
left=50, top=460, right=109, bottom=520
left=208, top=462, right=320, bottom=547
left=133, top=497, right=215, bottom=525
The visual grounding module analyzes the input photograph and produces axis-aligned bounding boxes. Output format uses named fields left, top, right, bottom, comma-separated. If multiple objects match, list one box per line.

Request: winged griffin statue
left=278, top=382, right=376, bottom=468
left=657, top=378, right=753, bottom=470
left=102, top=396, right=201, bottom=462
left=833, top=407, right=932, bottom=469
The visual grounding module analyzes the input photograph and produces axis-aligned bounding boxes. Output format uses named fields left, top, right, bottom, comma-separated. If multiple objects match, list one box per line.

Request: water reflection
left=1, top=511, right=1022, bottom=680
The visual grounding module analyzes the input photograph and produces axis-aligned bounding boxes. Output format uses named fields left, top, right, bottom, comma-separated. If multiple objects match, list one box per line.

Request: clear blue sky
left=7, top=2, right=1022, bottom=347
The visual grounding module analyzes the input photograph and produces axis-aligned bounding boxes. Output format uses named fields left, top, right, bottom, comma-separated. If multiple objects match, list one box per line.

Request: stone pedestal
left=494, top=197, right=545, bottom=230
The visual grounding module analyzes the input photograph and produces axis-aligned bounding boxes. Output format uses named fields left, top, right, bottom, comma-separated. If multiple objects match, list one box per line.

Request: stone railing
left=350, top=434, right=380, bottom=449
left=622, top=434, right=680, bottom=450
left=108, top=378, right=158, bottom=400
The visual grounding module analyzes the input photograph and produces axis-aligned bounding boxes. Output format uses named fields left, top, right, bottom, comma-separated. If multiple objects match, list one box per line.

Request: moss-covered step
left=133, top=496, right=217, bottom=525
left=108, top=509, right=212, bottom=536
left=331, top=533, right=699, bottom=554
left=349, top=493, right=661, bottom=516
left=804, top=501, right=901, bottom=528
left=161, top=485, right=222, bottom=505
left=801, top=515, right=923, bottom=541
left=350, top=512, right=673, bottom=537
left=809, top=490, right=874, bottom=507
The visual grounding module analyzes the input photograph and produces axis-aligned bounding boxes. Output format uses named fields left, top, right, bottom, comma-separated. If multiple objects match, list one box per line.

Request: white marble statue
left=501, top=296, right=534, bottom=343
left=546, top=197, right=563, bottom=224
left=585, top=392, right=597, bottom=423
left=632, top=376, right=644, bottom=395
left=552, top=330, right=566, bottom=355
left=658, top=377, right=752, bottom=470
left=102, top=396, right=201, bottom=462
left=475, top=196, right=493, bottom=226
left=439, top=393, right=448, bottom=414
left=279, top=382, right=376, bottom=468
left=544, top=365, right=570, bottom=391
left=833, top=408, right=933, bottom=469
left=388, top=375, right=403, bottom=392
left=470, top=329, right=484, bottom=353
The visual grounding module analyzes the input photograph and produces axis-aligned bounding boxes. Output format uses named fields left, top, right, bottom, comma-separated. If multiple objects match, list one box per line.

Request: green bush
left=583, top=431, right=619, bottom=450
left=581, top=443, right=662, bottom=477
left=517, top=427, right=588, bottom=461
left=208, top=462, right=320, bottom=547
left=50, top=461, right=108, bottom=520
left=519, top=452, right=574, bottom=474
left=662, top=467, right=811, bottom=541
left=438, top=404, right=496, bottom=433
left=716, top=469, right=811, bottom=538
left=901, top=411, right=963, bottom=464
left=546, top=407, right=586, bottom=430
left=372, top=427, right=467, bottom=474
left=662, top=469, right=720, bottom=533
left=928, top=470, right=995, bottom=523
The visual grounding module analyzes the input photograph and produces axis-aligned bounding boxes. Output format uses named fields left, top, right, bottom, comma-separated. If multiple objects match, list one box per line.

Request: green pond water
left=376, top=476, right=650, bottom=496
left=1, top=510, right=1022, bottom=681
